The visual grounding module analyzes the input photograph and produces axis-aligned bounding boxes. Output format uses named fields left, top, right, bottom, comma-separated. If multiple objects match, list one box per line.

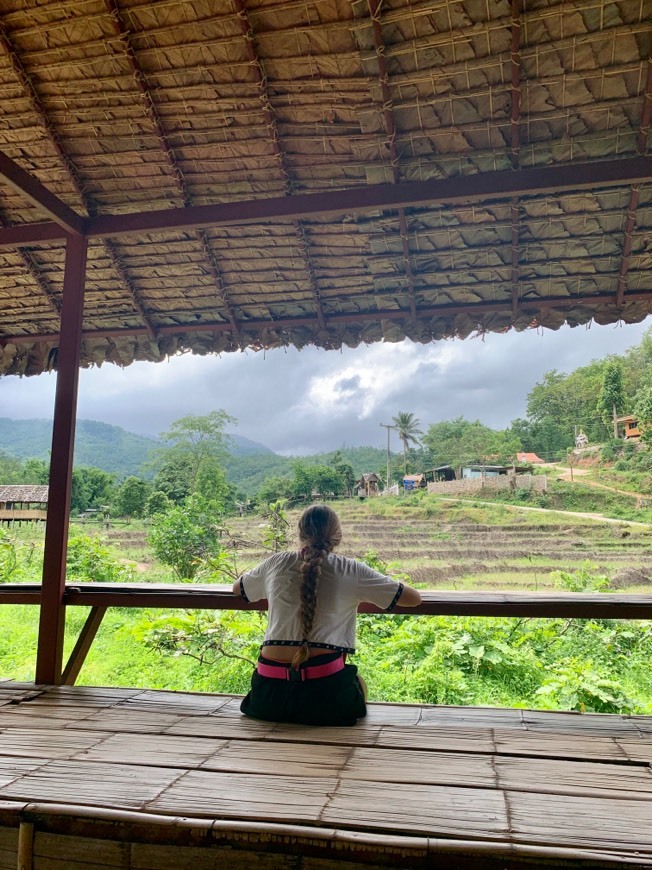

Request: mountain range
left=0, top=417, right=273, bottom=479
left=0, top=418, right=388, bottom=495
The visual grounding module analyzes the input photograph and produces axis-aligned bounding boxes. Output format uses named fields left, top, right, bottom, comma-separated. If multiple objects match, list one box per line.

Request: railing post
left=35, top=234, right=87, bottom=685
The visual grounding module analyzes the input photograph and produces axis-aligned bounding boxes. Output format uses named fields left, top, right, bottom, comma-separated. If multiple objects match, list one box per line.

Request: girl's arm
left=395, top=584, right=422, bottom=607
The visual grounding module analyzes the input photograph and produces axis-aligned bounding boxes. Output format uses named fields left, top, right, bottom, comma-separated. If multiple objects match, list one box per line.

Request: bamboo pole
left=17, top=821, right=33, bottom=870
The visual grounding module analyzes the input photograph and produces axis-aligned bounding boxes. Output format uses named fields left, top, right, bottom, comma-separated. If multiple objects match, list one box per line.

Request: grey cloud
left=0, top=321, right=649, bottom=457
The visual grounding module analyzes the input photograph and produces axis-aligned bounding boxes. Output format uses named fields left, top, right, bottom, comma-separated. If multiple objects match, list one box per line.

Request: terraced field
left=104, top=499, right=652, bottom=593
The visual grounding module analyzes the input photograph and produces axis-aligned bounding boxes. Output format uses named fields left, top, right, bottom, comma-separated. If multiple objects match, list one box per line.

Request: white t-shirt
left=239, top=550, right=404, bottom=653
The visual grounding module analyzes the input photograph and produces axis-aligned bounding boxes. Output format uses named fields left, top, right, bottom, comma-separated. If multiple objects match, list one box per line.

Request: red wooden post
left=35, top=234, right=88, bottom=685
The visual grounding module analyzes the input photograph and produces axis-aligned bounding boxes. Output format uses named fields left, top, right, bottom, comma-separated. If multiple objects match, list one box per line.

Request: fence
left=427, top=474, right=547, bottom=497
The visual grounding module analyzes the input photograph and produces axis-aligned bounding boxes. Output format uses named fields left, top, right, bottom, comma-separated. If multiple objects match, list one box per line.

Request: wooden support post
left=62, top=606, right=107, bottom=685
left=35, top=235, right=87, bottom=685
left=17, top=821, right=34, bottom=870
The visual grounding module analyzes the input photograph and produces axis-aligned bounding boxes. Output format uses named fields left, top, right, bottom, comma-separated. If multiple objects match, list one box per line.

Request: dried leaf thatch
left=0, top=0, right=651, bottom=375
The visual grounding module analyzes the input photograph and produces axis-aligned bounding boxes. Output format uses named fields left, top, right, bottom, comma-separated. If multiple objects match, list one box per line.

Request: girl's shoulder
left=325, top=553, right=369, bottom=575
left=262, top=550, right=301, bottom=570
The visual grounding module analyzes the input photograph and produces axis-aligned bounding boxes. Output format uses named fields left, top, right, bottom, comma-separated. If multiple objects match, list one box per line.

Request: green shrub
left=148, top=493, right=224, bottom=580
left=66, top=530, right=134, bottom=583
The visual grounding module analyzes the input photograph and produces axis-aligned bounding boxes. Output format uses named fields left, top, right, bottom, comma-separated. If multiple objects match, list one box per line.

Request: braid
left=291, top=505, right=342, bottom=670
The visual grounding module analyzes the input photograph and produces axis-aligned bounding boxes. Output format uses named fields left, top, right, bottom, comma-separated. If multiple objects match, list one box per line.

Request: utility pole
left=379, top=423, right=396, bottom=492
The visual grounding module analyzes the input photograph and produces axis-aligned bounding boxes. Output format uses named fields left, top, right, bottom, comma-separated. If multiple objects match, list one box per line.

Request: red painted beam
left=1, top=157, right=649, bottom=251
left=58, top=583, right=652, bottom=620
left=85, top=157, right=652, bottom=239
left=0, top=149, right=84, bottom=235
left=3, top=583, right=651, bottom=620
left=35, top=235, right=88, bottom=685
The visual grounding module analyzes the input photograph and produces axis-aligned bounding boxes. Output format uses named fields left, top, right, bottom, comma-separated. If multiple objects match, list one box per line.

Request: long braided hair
left=291, top=505, right=342, bottom=670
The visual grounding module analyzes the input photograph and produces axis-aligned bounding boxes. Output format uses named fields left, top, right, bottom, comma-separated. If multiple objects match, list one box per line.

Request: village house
left=0, top=484, right=48, bottom=523
left=355, top=472, right=382, bottom=498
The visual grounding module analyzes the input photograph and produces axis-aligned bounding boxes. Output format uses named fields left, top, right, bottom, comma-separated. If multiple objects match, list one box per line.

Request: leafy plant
left=148, top=493, right=224, bottom=580
left=553, top=562, right=610, bottom=593
left=536, top=659, right=636, bottom=713
left=66, top=530, right=134, bottom=583
left=261, top=500, right=289, bottom=552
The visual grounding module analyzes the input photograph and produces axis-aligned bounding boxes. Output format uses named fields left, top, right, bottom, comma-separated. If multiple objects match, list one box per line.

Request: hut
left=616, top=414, right=644, bottom=441
left=355, top=472, right=382, bottom=498
left=0, top=484, right=48, bottom=522
left=0, top=0, right=651, bottom=865
left=402, top=473, right=426, bottom=491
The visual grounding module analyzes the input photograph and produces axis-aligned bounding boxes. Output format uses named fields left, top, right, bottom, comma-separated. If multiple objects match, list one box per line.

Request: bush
left=66, top=530, right=134, bottom=583
left=148, top=494, right=224, bottom=580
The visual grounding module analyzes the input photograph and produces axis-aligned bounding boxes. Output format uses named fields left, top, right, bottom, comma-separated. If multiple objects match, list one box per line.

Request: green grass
left=2, top=496, right=652, bottom=712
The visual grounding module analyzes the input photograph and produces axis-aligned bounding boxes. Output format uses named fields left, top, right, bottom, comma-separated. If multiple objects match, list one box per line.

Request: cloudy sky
left=0, top=320, right=650, bottom=455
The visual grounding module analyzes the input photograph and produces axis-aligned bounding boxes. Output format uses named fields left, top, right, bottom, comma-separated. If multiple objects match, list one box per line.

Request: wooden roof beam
left=367, top=0, right=417, bottom=321
left=615, top=56, right=652, bottom=307
left=509, top=0, right=522, bottom=318
left=0, top=149, right=84, bottom=235
left=234, top=0, right=327, bottom=330
left=0, top=157, right=650, bottom=251
left=103, top=0, right=240, bottom=336
left=0, top=202, right=60, bottom=316
left=6, top=288, right=652, bottom=347
left=0, top=18, right=157, bottom=339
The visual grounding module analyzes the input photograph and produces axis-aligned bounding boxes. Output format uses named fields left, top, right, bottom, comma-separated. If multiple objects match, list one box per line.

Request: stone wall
left=427, top=474, right=547, bottom=496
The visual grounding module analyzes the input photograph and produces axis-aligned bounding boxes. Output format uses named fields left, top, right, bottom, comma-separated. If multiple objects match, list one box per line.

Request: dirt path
left=432, top=496, right=652, bottom=527
left=540, top=463, right=650, bottom=502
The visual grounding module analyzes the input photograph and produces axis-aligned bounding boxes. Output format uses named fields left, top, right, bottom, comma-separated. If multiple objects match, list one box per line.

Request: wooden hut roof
left=0, top=484, right=48, bottom=502
left=0, top=0, right=651, bottom=376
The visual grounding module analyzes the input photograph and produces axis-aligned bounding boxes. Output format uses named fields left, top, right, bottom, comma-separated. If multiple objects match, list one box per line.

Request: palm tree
left=392, top=412, right=423, bottom=475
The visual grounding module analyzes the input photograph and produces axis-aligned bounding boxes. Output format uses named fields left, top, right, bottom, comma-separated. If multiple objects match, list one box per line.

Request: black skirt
left=240, top=651, right=366, bottom=726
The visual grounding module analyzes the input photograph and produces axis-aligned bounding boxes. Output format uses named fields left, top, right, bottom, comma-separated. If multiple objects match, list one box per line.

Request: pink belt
left=257, top=655, right=345, bottom=681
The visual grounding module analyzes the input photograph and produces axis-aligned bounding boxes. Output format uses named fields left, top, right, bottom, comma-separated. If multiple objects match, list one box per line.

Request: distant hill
left=0, top=418, right=273, bottom=480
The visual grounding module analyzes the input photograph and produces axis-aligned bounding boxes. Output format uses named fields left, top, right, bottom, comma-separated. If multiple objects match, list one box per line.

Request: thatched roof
left=0, top=0, right=651, bottom=375
left=0, top=484, right=48, bottom=503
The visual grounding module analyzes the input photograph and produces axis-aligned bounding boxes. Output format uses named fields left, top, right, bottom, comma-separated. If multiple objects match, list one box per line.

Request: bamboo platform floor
left=0, top=681, right=650, bottom=868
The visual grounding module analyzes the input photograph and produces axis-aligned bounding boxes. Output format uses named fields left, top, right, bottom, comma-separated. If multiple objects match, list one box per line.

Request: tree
left=423, top=418, right=520, bottom=471
left=634, top=385, right=652, bottom=443
left=257, top=475, right=294, bottom=505
left=195, top=458, right=237, bottom=513
left=597, top=361, right=625, bottom=438
left=0, top=451, right=26, bottom=484
left=153, top=453, right=194, bottom=503
left=114, top=476, right=151, bottom=518
left=145, top=490, right=172, bottom=517
left=159, top=411, right=235, bottom=492
left=331, top=451, right=356, bottom=497
left=392, top=412, right=423, bottom=474
left=148, top=494, right=224, bottom=580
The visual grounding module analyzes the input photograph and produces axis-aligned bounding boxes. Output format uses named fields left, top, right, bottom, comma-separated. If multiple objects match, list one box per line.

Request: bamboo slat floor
left=0, top=680, right=650, bottom=868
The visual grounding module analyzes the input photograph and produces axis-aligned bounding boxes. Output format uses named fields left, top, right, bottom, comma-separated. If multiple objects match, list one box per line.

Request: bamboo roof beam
left=234, top=0, right=327, bottom=331
left=367, top=0, right=417, bottom=321
left=0, top=19, right=157, bottom=339
left=102, top=0, right=240, bottom=337
left=615, top=56, right=652, bottom=307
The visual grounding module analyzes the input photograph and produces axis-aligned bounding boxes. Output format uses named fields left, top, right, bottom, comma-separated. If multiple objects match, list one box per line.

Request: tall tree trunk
left=612, top=403, right=618, bottom=439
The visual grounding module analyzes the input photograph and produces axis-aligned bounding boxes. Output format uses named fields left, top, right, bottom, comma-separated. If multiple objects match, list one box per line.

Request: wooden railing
left=1, top=582, right=651, bottom=686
